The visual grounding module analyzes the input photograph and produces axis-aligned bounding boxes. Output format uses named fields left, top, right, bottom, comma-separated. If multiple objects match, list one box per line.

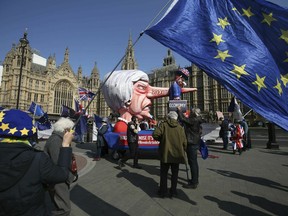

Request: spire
left=64, top=47, right=69, bottom=63
left=121, top=33, right=138, bottom=70
left=91, top=61, right=99, bottom=76
left=163, top=49, right=176, bottom=66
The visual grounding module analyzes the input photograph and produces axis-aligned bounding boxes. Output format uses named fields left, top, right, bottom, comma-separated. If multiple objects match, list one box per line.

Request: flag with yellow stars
left=145, top=0, right=288, bottom=131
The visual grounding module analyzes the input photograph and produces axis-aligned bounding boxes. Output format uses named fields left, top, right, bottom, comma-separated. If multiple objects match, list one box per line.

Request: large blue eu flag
left=145, top=0, right=288, bottom=130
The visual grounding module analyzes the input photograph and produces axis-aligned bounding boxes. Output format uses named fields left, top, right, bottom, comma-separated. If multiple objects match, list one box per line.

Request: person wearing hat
left=152, top=111, right=187, bottom=198
left=169, top=68, right=190, bottom=100
left=0, top=109, right=74, bottom=216
left=44, top=117, right=75, bottom=216
left=94, top=117, right=109, bottom=161
left=177, top=106, right=205, bottom=189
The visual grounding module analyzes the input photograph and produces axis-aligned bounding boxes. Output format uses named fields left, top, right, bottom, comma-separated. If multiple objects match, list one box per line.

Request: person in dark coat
left=0, top=109, right=74, bottom=216
left=118, top=115, right=142, bottom=169
left=44, top=117, right=75, bottom=216
left=177, top=106, right=205, bottom=189
left=93, top=117, right=109, bottom=161
left=152, top=111, right=187, bottom=198
left=219, top=117, right=229, bottom=150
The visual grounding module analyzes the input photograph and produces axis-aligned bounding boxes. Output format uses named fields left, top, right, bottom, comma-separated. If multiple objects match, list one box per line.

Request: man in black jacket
left=0, top=109, right=74, bottom=216
left=177, top=106, right=205, bottom=189
left=118, top=115, right=142, bottom=169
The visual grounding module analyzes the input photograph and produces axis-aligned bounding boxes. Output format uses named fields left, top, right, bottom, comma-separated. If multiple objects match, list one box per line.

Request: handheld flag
left=228, top=97, right=243, bottom=121
left=36, top=112, right=52, bottom=131
left=60, top=105, right=76, bottom=119
left=145, top=0, right=288, bottom=131
left=28, top=102, right=45, bottom=117
left=78, top=87, right=96, bottom=101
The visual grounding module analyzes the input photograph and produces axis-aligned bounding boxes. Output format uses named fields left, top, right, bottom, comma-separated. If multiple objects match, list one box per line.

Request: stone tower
left=121, top=33, right=138, bottom=70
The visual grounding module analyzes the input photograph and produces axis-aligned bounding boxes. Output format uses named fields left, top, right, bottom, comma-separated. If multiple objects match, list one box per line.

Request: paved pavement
left=38, top=124, right=288, bottom=216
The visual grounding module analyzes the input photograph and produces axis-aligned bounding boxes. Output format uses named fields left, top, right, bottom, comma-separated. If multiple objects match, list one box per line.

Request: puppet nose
left=147, top=86, right=169, bottom=99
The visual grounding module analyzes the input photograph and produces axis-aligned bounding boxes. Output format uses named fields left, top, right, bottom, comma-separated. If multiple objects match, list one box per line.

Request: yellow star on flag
left=231, top=64, right=249, bottom=79
left=280, top=29, right=288, bottom=44
left=252, top=74, right=267, bottom=92
left=242, top=7, right=254, bottom=18
left=0, top=123, right=9, bottom=131
left=217, top=17, right=230, bottom=29
left=281, top=73, right=288, bottom=87
left=20, top=128, right=29, bottom=136
left=273, top=79, right=282, bottom=95
left=0, top=111, right=5, bottom=122
left=32, top=126, right=37, bottom=134
left=262, top=12, right=277, bottom=26
left=9, top=127, right=18, bottom=135
left=210, top=33, right=225, bottom=45
left=215, top=50, right=232, bottom=62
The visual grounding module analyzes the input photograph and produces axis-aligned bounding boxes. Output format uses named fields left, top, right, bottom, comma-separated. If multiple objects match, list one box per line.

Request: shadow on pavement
left=232, top=191, right=288, bottom=216
left=204, top=195, right=271, bottom=216
left=208, top=168, right=288, bottom=192
left=71, top=184, right=129, bottom=216
left=116, top=169, right=196, bottom=206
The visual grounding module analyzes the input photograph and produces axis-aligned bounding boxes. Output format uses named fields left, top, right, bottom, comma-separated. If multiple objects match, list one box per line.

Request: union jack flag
left=78, top=87, right=95, bottom=101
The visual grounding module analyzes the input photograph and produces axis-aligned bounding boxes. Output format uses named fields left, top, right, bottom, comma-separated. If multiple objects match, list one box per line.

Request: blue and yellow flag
left=145, top=0, right=288, bottom=130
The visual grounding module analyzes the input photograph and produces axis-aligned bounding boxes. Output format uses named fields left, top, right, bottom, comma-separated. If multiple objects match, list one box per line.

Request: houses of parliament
left=0, top=32, right=248, bottom=121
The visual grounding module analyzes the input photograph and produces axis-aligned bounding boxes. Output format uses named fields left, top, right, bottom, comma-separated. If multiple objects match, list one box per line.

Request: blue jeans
left=186, top=144, right=199, bottom=184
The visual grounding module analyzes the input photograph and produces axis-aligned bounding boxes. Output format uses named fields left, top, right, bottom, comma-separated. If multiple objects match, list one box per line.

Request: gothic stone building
left=0, top=36, right=111, bottom=118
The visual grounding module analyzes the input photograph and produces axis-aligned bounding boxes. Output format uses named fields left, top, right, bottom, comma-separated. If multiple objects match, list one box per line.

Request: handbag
left=70, top=153, right=78, bottom=182
left=199, top=139, right=209, bottom=160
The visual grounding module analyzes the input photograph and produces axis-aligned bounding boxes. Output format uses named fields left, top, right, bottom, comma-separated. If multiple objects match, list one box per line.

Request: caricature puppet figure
left=169, top=68, right=190, bottom=100
left=102, top=70, right=196, bottom=133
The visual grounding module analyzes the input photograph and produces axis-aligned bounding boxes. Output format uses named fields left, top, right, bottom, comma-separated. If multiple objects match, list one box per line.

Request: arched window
left=53, top=80, right=74, bottom=114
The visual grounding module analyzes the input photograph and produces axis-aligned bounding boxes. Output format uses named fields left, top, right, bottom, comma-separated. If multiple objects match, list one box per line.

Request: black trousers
left=159, top=162, right=179, bottom=194
left=121, top=141, right=139, bottom=166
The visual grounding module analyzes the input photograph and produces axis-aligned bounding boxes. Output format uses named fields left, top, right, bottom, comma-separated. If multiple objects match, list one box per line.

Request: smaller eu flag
left=36, top=112, right=52, bottom=131
left=28, top=101, right=45, bottom=117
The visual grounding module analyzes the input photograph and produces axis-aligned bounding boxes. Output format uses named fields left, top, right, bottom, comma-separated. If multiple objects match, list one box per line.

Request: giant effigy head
left=102, top=70, right=197, bottom=125
left=102, top=70, right=168, bottom=122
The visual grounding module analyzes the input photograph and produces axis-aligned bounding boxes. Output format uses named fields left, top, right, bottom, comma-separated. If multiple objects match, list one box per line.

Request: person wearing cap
left=44, top=117, right=75, bottom=216
left=102, top=70, right=197, bottom=133
left=177, top=106, right=205, bottom=189
left=94, top=117, right=109, bottom=161
left=152, top=111, right=187, bottom=198
left=169, top=68, right=190, bottom=100
left=0, top=109, right=74, bottom=216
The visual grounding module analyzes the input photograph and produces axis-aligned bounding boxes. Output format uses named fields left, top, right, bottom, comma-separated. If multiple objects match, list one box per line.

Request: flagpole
left=243, top=109, right=252, bottom=118
left=72, top=1, right=173, bottom=129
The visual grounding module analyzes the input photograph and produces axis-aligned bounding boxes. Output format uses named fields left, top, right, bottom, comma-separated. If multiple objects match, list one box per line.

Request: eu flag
left=145, top=0, right=288, bottom=131
left=36, top=112, right=52, bottom=131
left=28, top=101, right=45, bottom=117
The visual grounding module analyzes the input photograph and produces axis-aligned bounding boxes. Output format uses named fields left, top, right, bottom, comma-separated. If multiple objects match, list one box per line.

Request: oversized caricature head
left=102, top=70, right=168, bottom=121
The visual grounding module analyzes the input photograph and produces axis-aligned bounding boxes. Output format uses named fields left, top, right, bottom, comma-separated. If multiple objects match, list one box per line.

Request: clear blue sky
left=0, top=0, right=287, bottom=80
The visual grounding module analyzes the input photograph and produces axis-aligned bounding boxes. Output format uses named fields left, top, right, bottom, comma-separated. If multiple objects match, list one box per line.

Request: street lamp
left=16, top=32, right=29, bottom=109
